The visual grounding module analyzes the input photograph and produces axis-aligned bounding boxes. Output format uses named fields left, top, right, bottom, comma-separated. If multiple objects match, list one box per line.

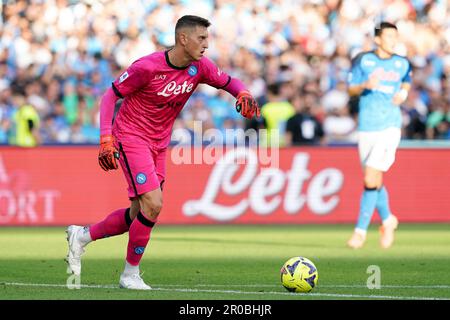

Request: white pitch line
left=166, top=284, right=450, bottom=289
left=1, top=282, right=449, bottom=300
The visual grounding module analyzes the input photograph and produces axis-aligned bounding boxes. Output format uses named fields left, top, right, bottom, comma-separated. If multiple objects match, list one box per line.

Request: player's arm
left=392, top=82, right=411, bottom=106
left=348, top=78, right=379, bottom=97
left=98, top=58, right=150, bottom=171
left=98, top=88, right=120, bottom=171
left=224, top=77, right=260, bottom=119
left=347, top=53, right=377, bottom=97
left=392, top=60, right=413, bottom=106
left=199, top=57, right=259, bottom=119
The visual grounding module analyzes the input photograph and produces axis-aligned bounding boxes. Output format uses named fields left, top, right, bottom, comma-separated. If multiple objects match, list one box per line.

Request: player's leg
left=129, top=198, right=141, bottom=220
left=348, top=165, right=383, bottom=248
left=348, top=131, right=382, bottom=249
left=376, top=128, right=401, bottom=248
left=120, top=188, right=162, bottom=290
left=67, top=201, right=142, bottom=277
left=65, top=206, right=134, bottom=276
left=118, top=144, right=165, bottom=290
left=65, top=140, right=146, bottom=276
left=357, top=166, right=383, bottom=230
left=66, top=199, right=140, bottom=276
left=377, top=184, right=398, bottom=248
left=87, top=198, right=141, bottom=242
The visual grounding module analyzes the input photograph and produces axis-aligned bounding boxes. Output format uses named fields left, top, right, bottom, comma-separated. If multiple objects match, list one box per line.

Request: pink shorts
left=114, top=139, right=166, bottom=199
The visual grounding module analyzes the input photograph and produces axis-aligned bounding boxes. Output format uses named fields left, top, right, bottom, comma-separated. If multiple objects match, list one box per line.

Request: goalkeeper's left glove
left=235, top=91, right=260, bottom=119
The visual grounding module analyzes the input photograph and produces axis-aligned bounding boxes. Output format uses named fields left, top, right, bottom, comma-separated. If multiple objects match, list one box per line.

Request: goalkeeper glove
left=235, top=91, right=260, bottom=119
left=98, top=134, right=119, bottom=171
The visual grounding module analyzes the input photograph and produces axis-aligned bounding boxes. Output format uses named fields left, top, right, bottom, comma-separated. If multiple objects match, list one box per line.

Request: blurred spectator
left=323, top=105, right=357, bottom=143
left=260, top=82, right=295, bottom=147
left=426, top=99, right=450, bottom=139
left=0, top=0, right=449, bottom=145
left=401, top=89, right=427, bottom=139
left=13, top=100, right=41, bottom=147
left=285, top=93, right=325, bottom=146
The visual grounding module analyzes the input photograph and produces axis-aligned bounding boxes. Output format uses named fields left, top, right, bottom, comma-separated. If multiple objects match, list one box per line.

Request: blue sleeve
left=402, top=59, right=412, bottom=84
left=348, top=53, right=365, bottom=86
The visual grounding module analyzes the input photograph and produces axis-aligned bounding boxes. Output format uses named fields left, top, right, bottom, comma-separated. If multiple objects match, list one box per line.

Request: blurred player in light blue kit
left=346, top=22, right=412, bottom=249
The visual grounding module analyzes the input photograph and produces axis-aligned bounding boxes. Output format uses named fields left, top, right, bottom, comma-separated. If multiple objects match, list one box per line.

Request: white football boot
left=379, top=215, right=399, bottom=249
left=119, top=273, right=152, bottom=290
left=65, top=225, right=86, bottom=276
left=347, top=230, right=367, bottom=249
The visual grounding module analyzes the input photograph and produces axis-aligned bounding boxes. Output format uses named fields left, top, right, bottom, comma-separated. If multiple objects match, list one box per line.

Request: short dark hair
left=175, top=15, right=211, bottom=33
left=374, top=22, right=397, bottom=37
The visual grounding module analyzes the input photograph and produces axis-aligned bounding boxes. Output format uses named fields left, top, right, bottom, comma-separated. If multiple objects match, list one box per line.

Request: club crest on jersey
left=188, top=65, right=198, bottom=76
left=136, top=173, right=147, bottom=185
left=119, top=71, right=129, bottom=83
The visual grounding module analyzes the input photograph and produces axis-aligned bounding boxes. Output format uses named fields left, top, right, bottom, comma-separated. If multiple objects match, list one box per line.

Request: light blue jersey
left=348, top=51, right=412, bottom=131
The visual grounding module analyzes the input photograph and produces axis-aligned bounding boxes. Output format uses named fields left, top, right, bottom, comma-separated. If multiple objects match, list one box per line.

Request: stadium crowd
left=0, top=0, right=449, bottom=147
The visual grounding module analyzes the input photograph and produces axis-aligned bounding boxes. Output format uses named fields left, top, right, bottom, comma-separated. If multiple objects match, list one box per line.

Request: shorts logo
left=134, top=247, right=145, bottom=255
left=119, top=71, right=129, bottom=83
left=136, top=173, right=147, bottom=185
left=188, top=65, right=197, bottom=76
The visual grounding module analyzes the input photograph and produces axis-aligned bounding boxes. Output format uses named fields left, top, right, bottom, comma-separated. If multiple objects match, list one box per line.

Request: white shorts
left=358, top=127, right=401, bottom=172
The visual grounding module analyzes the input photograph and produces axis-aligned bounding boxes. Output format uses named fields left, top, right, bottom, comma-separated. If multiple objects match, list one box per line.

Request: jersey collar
left=165, top=49, right=190, bottom=70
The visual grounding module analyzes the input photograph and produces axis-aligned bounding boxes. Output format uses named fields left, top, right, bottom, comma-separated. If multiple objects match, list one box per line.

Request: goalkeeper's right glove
left=98, top=134, right=119, bottom=171
left=235, top=91, right=260, bottom=119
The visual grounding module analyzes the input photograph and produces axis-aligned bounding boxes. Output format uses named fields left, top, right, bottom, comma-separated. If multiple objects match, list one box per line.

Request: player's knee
left=141, top=194, right=163, bottom=219
left=151, top=198, right=163, bottom=216
left=363, top=176, right=380, bottom=189
left=129, top=199, right=140, bottom=220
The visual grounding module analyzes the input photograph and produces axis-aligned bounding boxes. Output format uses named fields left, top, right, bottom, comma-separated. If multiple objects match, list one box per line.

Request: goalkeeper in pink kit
left=65, top=15, right=259, bottom=290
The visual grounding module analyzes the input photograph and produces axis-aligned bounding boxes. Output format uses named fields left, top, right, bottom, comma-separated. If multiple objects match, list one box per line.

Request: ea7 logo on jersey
left=157, top=80, right=194, bottom=97
left=119, top=71, right=129, bottom=83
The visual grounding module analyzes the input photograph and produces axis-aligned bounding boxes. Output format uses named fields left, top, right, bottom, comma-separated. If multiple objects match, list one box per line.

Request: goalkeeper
left=65, top=15, right=259, bottom=290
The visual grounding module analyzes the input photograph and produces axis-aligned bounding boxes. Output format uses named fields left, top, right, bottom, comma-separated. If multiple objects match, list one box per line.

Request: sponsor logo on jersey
left=188, top=65, right=198, bottom=76
left=157, top=80, right=194, bottom=97
left=136, top=173, right=147, bottom=185
left=370, top=67, right=400, bottom=82
left=395, top=60, right=402, bottom=68
left=119, top=71, right=129, bottom=83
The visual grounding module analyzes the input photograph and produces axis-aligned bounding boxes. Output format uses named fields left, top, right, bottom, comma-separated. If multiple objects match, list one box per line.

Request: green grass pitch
left=0, top=224, right=449, bottom=300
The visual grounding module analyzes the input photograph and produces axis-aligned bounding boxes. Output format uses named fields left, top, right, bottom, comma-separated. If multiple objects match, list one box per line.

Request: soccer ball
left=280, top=257, right=318, bottom=293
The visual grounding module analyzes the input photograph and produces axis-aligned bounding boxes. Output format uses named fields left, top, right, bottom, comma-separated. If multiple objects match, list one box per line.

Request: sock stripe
left=364, top=186, right=378, bottom=191
left=137, top=212, right=156, bottom=228
left=124, top=208, right=132, bottom=227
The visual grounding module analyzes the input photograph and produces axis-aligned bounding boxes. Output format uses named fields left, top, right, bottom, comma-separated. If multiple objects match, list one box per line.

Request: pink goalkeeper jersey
left=111, top=50, right=232, bottom=149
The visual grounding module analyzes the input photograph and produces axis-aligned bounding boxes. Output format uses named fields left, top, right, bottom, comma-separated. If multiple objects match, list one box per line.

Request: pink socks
left=126, top=211, right=157, bottom=266
left=89, top=208, right=132, bottom=241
